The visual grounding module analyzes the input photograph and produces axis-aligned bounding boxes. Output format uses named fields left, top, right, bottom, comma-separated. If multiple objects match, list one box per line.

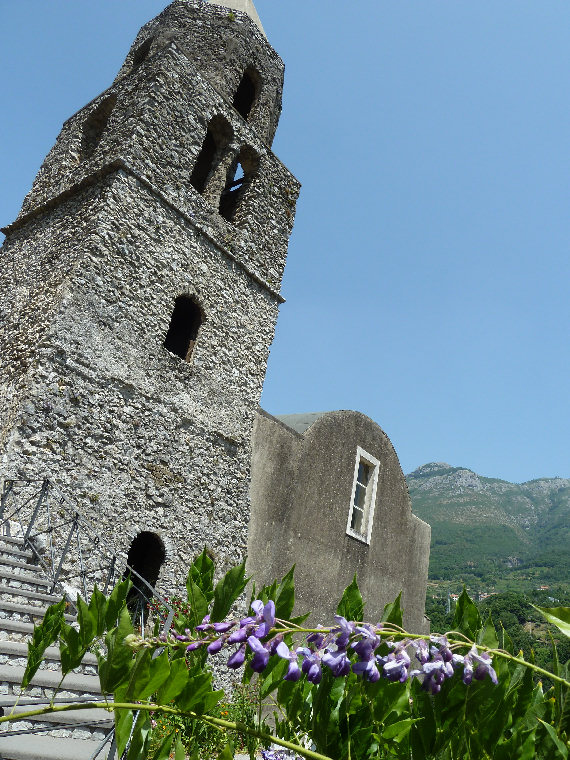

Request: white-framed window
left=346, top=447, right=380, bottom=544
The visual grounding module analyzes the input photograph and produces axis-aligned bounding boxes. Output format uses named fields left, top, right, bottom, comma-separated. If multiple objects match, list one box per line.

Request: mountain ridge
left=405, top=462, right=570, bottom=593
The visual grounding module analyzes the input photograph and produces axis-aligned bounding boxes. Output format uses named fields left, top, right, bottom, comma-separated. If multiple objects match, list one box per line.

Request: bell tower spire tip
left=206, top=0, right=265, bottom=37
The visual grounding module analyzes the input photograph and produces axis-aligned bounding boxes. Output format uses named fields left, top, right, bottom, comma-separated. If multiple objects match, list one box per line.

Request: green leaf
left=500, top=624, right=514, bottom=653
left=336, top=574, right=364, bottom=622
left=533, top=605, right=570, bottom=638
left=22, top=599, right=66, bottom=688
left=380, top=718, right=421, bottom=742
left=156, top=657, right=188, bottom=705
left=115, top=707, right=135, bottom=758
left=273, top=565, right=296, bottom=621
left=186, top=579, right=210, bottom=631
left=124, top=648, right=171, bottom=701
left=259, top=655, right=288, bottom=699
left=176, top=671, right=222, bottom=714
left=88, top=585, right=108, bottom=637
left=97, top=606, right=134, bottom=694
left=217, top=741, right=235, bottom=759
left=77, top=596, right=96, bottom=649
left=381, top=592, right=403, bottom=628
left=105, top=576, right=131, bottom=629
left=453, top=587, right=481, bottom=639
left=59, top=622, right=86, bottom=675
left=151, top=730, right=175, bottom=760
left=189, top=547, right=215, bottom=603
left=126, top=710, right=152, bottom=760
left=538, top=719, right=568, bottom=759
left=142, top=649, right=172, bottom=699
left=549, top=631, right=563, bottom=725
left=175, top=737, right=187, bottom=760
left=211, top=561, right=247, bottom=622
left=477, top=612, right=499, bottom=649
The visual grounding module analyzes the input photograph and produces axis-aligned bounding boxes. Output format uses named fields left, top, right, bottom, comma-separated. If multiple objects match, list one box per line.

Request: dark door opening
left=125, top=531, right=166, bottom=619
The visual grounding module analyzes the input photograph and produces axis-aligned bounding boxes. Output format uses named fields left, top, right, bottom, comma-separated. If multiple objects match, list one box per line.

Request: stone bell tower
left=0, top=0, right=299, bottom=590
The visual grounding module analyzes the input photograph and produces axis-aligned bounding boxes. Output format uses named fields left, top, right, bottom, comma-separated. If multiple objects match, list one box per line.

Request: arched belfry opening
left=219, top=146, right=260, bottom=223
left=233, top=67, right=261, bottom=120
left=126, top=531, right=166, bottom=593
left=164, top=295, right=203, bottom=361
left=190, top=115, right=233, bottom=194
left=81, top=93, right=117, bottom=160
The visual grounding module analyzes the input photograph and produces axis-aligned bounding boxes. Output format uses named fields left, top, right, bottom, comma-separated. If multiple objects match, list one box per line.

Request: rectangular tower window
left=346, top=447, right=380, bottom=544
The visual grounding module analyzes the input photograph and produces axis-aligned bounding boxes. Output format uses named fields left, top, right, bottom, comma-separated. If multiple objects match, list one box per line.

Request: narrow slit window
left=219, top=146, right=259, bottom=223
left=81, top=94, right=117, bottom=160
left=346, top=447, right=380, bottom=544
left=233, top=67, right=261, bottom=120
left=131, top=37, right=154, bottom=71
left=164, top=295, right=202, bottom=361
left=190, top=115, right=233, bottom=194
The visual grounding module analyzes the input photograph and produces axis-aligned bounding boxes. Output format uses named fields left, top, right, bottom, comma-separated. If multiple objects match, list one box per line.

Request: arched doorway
left=125, top=532, right=166, bottom=624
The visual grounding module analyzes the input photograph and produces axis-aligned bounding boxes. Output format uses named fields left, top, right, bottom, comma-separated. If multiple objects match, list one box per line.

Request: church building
left=0, top=0, right=430, bottom=632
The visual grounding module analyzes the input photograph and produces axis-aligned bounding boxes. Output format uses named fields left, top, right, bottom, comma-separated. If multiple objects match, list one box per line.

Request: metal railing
left=0, top=476, right=176, bottom=758
left=0, top=476, right=174, bottom=635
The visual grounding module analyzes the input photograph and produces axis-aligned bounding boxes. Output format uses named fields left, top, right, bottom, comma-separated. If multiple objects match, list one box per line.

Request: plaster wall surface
left=248, top=410, right=431, bottom=632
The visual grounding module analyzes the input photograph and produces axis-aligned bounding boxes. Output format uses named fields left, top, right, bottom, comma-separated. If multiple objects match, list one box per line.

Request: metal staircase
left=0, top=478, right=173, bottom=760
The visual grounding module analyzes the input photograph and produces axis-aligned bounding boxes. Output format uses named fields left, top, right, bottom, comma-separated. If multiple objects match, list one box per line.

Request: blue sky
left=1, top=1, right=568, bottom=483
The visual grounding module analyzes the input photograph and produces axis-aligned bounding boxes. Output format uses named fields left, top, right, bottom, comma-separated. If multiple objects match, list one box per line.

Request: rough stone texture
left=0, top=0, right=430, bottom=651
left=248, top=410, right=431, bottom=632
left=0, top=0, right=299, bottom=594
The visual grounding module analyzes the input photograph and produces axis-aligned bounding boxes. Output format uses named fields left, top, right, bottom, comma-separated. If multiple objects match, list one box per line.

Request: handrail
left=0, top=476, right=174, bottom=638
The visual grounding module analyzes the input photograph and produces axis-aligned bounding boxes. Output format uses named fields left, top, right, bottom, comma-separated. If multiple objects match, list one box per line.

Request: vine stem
left=0, top=701, right=333, bottom=760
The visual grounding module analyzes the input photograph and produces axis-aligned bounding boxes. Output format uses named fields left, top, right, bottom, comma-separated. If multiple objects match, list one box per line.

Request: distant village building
left=0, top=0, right=430, bottom=630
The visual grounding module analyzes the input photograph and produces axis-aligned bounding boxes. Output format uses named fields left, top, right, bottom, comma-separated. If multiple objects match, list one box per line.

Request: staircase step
left=0, top=733, right=114, bottom=760
left=0, top=570, right=51, bottom=588
left=0, top=617, right=36, bottom=637
left=0, top=663, right=101, bottom=694
left=0, top=556, right=40, bottom=573
left=0, top=640, right=98, bottom=667
left=0, top=599, right=75, bottom=622
left=0, top=536, right=25, bottom=548
left=0, top=544, right=34, bottom=561
left=0, top=586, right=63, bottom=605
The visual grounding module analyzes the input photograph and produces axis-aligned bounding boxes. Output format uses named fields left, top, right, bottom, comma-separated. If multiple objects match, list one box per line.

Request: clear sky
left=1, top=1, right=568, bottom=483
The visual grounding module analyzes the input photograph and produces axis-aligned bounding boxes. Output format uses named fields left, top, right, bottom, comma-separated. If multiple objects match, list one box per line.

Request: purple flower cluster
left=160, top=601, right=498, bottom=692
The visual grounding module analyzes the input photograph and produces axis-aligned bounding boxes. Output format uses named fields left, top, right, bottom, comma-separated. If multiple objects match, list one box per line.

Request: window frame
left=346, top=446, right=380, bottom=545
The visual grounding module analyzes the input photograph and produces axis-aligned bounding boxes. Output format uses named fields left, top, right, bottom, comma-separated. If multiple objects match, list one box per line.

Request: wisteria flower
left=470, top=647, right=498, bottom=685
left=227, top=644, right=246, bottom=669
left=322, top=647, right=351, bottom=677
left=248, top=635, right=270, bottom=672
left=276, top=641, right=302, bottom=681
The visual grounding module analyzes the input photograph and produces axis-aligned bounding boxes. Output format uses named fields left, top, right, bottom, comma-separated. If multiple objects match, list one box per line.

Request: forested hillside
left=407, top=462, right=570, bottom=595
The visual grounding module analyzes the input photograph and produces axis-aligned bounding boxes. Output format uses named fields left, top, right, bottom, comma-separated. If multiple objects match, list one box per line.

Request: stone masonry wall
left=115, top=0, right=285, bottom=145
left=2, top=169, right=284, bottom=590
left=0, top=187, right=102, bottom=448
left=17, top=5, right=299, bottom=292
left=1, top=0, right=299, bottom=594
